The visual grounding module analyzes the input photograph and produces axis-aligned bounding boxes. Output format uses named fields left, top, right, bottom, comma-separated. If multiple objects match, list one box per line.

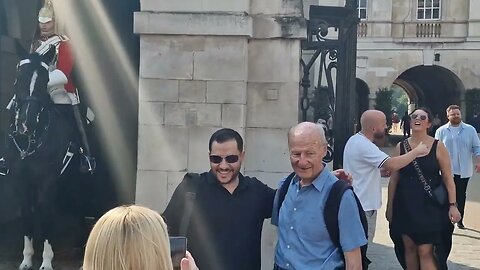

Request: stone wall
left=134, top=0, right=306, bottom=268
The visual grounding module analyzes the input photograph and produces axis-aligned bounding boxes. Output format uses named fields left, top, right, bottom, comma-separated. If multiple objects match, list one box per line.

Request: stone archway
left=392, top=65, right=464, bottom=122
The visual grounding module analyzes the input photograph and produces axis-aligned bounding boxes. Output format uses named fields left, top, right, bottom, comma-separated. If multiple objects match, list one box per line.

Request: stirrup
left=80, top=155, right=96, bottom=174
left=0, top=157, right=9, bottom=176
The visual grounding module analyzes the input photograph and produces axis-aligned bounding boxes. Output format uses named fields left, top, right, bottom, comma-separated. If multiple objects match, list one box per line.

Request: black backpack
left=276, top=172, right=370, bottom=269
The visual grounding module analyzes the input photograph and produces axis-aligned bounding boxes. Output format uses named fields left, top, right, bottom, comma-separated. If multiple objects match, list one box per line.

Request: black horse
left=7, top=45, right=75, bottom=270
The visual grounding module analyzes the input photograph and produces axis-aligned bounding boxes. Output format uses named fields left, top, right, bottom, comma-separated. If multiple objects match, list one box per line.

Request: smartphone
left=169, top=236, right=187, bottom=269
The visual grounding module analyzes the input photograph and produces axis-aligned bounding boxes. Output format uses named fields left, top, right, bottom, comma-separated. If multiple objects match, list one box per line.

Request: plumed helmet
left=38, top=0, right=55, bottom=23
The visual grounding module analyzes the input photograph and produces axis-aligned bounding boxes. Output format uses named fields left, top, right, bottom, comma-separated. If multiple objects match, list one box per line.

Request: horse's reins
left=9, top=107, right=51, bottom=160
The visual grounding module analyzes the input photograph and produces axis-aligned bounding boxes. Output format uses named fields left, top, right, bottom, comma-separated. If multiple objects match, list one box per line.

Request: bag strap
left=178, top=173, right=201, bottom=237
left=324, top=180, right=368, bottom=248
left=402, top=140, right=434, bottom=198
left=276, top=172, right=296, bottom=217
left=324, top=179, right=349, bottom=249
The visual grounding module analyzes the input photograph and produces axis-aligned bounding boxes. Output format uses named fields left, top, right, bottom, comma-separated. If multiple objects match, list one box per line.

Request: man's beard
left=450, top=118, right=461, bottom=125
left=373, top=130, right=385, bottom=140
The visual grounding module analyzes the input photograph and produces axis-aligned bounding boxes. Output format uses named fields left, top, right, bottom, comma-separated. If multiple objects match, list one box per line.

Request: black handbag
left=432, top=183, right=448, bottom=206
left=403, top=140, right=448, bottom=207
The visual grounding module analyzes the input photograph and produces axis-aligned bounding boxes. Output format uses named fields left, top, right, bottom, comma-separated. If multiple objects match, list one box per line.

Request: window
left=358, top=0, right=367, bottom=20
left=417, top=0, right=441, bottom=20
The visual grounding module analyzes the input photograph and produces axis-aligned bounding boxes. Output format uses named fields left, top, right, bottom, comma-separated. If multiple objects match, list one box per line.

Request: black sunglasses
left=410, top=114, right=427, bottom=120
left=209, top=155, right=239, bottom=164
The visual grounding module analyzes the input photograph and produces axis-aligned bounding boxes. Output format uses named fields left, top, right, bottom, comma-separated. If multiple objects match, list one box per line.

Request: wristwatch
left=449, top=202, right=458, bottom=207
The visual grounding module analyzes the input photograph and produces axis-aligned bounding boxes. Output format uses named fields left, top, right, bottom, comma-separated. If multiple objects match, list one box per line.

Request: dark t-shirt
left=401, top=115, right=411, bottom=128
left=163, top=171, right=276, bottom=270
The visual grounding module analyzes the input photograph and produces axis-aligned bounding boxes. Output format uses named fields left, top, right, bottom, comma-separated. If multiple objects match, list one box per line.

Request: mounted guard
left=0, top=0, right=95, bottom=175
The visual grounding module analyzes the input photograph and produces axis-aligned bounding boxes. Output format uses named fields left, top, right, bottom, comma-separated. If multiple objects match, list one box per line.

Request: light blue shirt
left=435, top=122, right=480, bottom=178
left=272, top=168, right=367, bottom=270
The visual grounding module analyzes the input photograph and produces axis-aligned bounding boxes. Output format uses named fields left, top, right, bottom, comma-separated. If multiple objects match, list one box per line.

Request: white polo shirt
left=343, top=133, right=390, bottom=211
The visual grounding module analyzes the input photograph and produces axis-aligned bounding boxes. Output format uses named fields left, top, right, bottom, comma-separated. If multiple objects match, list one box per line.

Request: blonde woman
left=83, top=205, right=198, bottom=270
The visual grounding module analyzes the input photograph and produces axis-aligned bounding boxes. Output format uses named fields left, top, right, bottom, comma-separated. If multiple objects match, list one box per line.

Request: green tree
left=391, top=87, right=409, bottom=116
left=374, top=88, right=393, bottom=129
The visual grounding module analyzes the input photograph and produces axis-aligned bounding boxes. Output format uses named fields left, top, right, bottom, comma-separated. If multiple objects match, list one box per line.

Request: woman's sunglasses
left=209, top=155, right=239, bottom=164
left=410, top=114, right=427, bottom=120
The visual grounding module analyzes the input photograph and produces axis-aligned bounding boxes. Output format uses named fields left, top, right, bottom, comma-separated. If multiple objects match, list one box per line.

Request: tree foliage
left=374, top=88, right=393, bottom=126
left=391, top=87, right=409, bottom=116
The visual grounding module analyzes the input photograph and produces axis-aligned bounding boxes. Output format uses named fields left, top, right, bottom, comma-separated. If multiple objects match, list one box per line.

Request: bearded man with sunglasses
left=163, top=128, right=276, bottom=270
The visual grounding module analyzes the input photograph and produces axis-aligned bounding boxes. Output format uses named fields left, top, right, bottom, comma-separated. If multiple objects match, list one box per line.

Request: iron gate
left=300, top=0, right=359, bottom=168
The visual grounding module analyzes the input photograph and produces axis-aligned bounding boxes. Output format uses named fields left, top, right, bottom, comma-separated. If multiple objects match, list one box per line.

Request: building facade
left=354, top=0, right=480, bottom=118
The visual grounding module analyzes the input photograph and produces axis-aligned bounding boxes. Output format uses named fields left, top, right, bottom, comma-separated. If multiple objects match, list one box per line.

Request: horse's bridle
left=10, top=105, right=51, bottom=160
left=10, top=59, right=50, bottom=160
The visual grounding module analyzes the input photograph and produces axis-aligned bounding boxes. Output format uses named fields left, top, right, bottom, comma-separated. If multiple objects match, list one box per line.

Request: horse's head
left=13, top=43, right=54, bottom=135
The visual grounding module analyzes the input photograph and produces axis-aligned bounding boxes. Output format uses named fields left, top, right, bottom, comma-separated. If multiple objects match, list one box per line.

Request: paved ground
left=0, top=215, right=86, bottom=270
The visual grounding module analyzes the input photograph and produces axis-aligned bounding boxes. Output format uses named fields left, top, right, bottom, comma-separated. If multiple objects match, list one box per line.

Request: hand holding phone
left=180, top=251, right=199, bottom=270
left=169, top=236, right=187, bottom=269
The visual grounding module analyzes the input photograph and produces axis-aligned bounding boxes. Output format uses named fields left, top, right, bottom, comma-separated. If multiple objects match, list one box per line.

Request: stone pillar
left=134, top=1, right=305, bottom=269
left=469, top=0, right=480, bottom=41
left=247, top=1, right=305, bottom=268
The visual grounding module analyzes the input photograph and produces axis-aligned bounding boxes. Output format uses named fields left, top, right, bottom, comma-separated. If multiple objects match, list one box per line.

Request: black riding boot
left=72, top=104, right=96, bottom=173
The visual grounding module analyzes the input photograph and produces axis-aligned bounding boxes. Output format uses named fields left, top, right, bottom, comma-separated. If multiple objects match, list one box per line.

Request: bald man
left=343, top=110, right=429, bottom=247
left=272, top=122, right=367, bottom=270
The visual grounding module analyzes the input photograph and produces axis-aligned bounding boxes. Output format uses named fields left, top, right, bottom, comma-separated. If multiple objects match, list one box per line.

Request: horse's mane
left=27, top=53, right=43, bottom=70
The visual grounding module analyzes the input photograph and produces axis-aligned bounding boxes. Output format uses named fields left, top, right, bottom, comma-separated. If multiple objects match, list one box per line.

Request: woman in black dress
left=386, top=107, right=461, bottom=270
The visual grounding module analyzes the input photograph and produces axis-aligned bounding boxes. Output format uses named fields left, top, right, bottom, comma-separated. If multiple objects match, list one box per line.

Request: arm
left=338, top=191, right=367, bottom=269
left=57, top=41, right=74, bottom=77
left=434, top=127, right=441, bottom=140
left=475, top=155, right=480, bottom=173
left=163, top=176, right=191, bottom=236
left=263, top=184, right=276, bottom=219
left=57, top=40, right=78, bottom=96
left=386, top=173, right=399, bottom=223
left=333, top=169, right=353, bottom=184
left=386, top=143, right=401, bottom=222
left=344, top=248, right=362, bottom=270
left=436, top=142, right=461, bottom=223
left=471, top=129, right=480, bottom=173
left=382, top=141, right=428, bottom=172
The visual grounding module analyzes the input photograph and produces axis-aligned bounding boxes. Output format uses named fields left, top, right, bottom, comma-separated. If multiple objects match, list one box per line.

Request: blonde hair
left=83, top=205, right=173, bottom=270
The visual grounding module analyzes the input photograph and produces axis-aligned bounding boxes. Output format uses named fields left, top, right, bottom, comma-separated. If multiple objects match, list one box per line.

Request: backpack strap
left=276, top=172, right=297, bottom=217
left=324, top=179, right=368, bottom=249
left=178, top=172, right=201, bottom=237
